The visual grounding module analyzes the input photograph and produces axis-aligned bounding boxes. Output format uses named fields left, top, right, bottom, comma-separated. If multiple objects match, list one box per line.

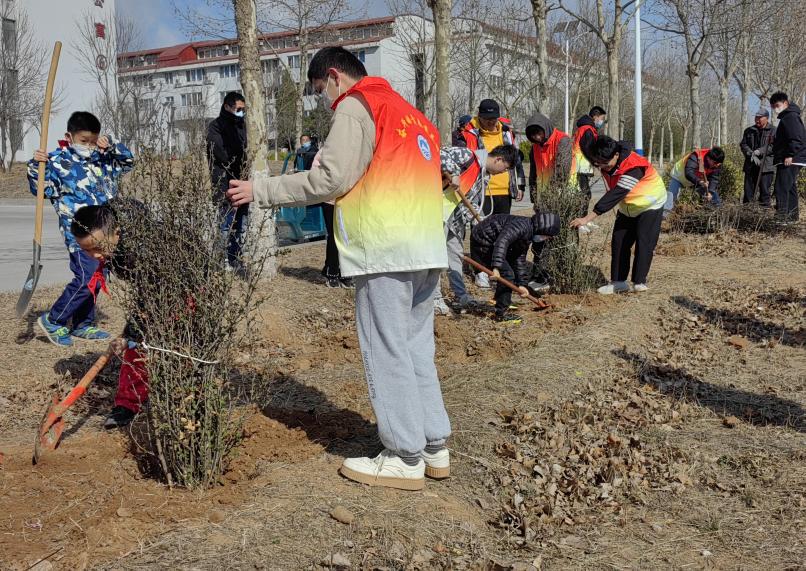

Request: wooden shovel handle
left=51, top=349, right=111, bottom=418
left=462, top=255, right=548, bottom=308
left=34, top=42, right=61, bottom=246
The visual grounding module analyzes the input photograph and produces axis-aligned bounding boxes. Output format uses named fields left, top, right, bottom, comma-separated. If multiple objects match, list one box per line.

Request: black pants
left=321, top=203, right=341, bottom=277
left=610, top=208, right=663, bottom=285
left=578, top=173, right=593, bottom=216
left=482, top=194, right=512, bottom=215
left=773, top=165, right=801, bottom=221
left=743, top=168, right=773, bottom=206
left=529, top=240, right=548, bottom=282
left=470, top=243, right=518, bottom=316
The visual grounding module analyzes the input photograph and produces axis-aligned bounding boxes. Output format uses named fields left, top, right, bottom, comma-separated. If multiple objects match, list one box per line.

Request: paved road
left=0, top=200, right=71, bottom=293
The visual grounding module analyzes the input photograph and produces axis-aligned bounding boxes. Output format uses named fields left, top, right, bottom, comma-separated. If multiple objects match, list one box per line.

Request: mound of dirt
left=0, top=408, right=321, bottom=570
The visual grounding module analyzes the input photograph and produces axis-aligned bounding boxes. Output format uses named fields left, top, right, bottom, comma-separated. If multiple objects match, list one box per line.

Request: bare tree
left=429, top=0, right=452, bottom=144
left=705, top=0, right=753, bottom=145
left=653, top=0, right=727, bottom=148
left=748, top=2, right=806, bottom=104
left=529, top=0, right=551, bottom=112
left=559, top=0, right=639, bottom=138
left=233, top=0, right=277, bottom=278
left=0, top=3, right=48, bottom=171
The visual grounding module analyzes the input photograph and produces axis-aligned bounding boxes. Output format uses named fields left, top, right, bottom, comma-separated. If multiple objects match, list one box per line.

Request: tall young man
left=769, top=92, right=805, bottom=223
left=227, top=48, right=451, bottom=491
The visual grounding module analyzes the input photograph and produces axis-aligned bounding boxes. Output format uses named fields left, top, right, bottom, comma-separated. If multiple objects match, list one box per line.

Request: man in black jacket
left=470, top=211, right=560, bottom=324
left=770, top=92, right=806, bottom=223
left=206, top=92, right=248, bottom=268
left=740, top=108, right=776, bottom=206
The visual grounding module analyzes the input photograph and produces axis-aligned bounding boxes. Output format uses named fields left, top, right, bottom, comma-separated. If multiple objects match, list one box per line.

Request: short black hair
left=488, top=144, right=519, bottom=167
left=589, top=106, right=607, bottom=117
left=223, top=92, right=245, bottom=107
left=589, top=136, right=620, bottom=164
left=707, top=146, right=725, bottom=163
left=307, top=47, right=367, bottom=83
left=71, top=204, right=118, bottom=239
left=769, top=92, right=788, bottom=105
left=67, top=111, right=101, bottom=135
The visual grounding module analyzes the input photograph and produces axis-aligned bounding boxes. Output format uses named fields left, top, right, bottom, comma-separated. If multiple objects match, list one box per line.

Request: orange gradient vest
left=531, top=128, right=575, bottom=190
left=331, top=77, right=448, bottom=277
left=602, top=152, right=667, bottom=217
left=670, top=148, right=716, bottom=187
left=570, top=124, right=597, bottom=185
left=442, top=152, right=483, bottom=220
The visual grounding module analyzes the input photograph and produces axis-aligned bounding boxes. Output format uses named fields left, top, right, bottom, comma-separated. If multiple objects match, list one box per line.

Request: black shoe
left=339, top=277, right=355, bottom=289
left=324, top=277, right=341, bottom=288
left=104, top=406, right=135, bottom=429
left=493, top=312, right=523, bottom=325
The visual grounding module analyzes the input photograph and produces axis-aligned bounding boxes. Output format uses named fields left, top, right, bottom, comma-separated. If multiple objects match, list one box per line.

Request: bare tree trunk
left=687, top=65, right=702, bottom=148
left=648, top=120, right=656, bottom=163
left=530, top=0, right=549, bottom=111
left=659, top=123, right=665, bottom=169
left=234, top=0, right=277, bottom=278
left=294, top=29, right=309, bottom=146
left=606, top=48, right=620, bottom=138
left=430, top=0, right=452, bottom=144
left=738, top=47, right=750, bottom=133
left=718, top=79, right=729, bottom=145
left=681, top=123, right=688, bottom=155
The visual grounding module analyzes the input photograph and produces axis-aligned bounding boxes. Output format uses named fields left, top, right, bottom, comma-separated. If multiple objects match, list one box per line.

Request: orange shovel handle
left=48, top=351, right=112, bottom=419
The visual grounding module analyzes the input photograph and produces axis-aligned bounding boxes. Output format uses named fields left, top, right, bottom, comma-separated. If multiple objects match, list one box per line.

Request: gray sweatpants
left=355, top=269, right=452, bottom=456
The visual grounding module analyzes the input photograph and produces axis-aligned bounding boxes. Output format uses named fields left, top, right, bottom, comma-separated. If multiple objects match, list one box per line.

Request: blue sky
left=119, top=0, right=391, bottom=49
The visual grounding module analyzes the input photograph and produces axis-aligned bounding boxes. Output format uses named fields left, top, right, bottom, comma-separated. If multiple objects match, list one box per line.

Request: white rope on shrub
left=136, top=340, right=221, bottom=365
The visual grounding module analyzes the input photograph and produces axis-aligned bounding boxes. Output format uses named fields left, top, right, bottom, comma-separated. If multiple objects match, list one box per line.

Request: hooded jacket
left=574, top=114, right=598, bottom=170
left=771, top=103, right=806, bottom=165
left=206, top=104, right=247, bottom=201
left=740, top=123, right=776, bottom=173
left=526, top=113, right=573, bottom=192
left=470, top=214, right=539, bottom=286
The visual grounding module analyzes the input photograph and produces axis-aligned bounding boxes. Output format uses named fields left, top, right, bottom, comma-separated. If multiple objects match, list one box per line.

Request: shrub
left=115, top=149, right=272, bottom=489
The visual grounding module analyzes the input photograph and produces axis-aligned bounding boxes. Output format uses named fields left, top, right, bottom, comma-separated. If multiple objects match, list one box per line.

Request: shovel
left=16, top=41, right=62, bottom=318
left=463, top=255, right=551, bottom=310
left=33, top=348, right=112, bottom=465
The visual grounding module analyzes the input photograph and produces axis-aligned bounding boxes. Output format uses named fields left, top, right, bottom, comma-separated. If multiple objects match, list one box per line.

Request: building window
left=180, top=92, right=203, bottom=106
left=164, top=95, right=174, bottom=106
left=165, top=72, right=174, bottom=84
left=351, top=49, right=365, bottom=63
left=220, top=63, right=240, bottom=78
left=288, top=54, right=300, bottom=69
left=185, top=68, right=205, bottom=83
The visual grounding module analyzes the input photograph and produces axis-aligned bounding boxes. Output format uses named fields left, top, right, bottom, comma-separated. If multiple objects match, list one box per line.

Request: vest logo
left=417, top=135, right=432, bottom=161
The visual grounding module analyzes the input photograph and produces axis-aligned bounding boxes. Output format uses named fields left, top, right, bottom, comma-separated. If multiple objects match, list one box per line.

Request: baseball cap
left=478, top=99, right=500, bottom=119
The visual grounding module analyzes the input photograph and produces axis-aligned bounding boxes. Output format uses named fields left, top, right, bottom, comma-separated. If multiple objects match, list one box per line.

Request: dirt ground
left=0, top=215, right=804, bottom=570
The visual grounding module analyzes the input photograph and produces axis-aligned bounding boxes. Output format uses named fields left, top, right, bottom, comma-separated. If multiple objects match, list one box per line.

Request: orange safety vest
left=601, top=152, right=667, bottom=217
left=570, top=124, right=597, bottom=185
left=331, top=77, right=447, bottom=276
left=670, top=148, right=717, bottom=187
left=531, top=128, right=573, bottom=190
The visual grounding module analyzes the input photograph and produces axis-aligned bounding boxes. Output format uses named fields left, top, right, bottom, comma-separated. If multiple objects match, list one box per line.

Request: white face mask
left=772, top=106, right=784, bottom=115
left=320, top=75, right=341, bottom=108
left=595, top=119, right=605, bottom=129
left=72, top=144, right=95, bottom=158
left=233, top=109, right=245, bottom=118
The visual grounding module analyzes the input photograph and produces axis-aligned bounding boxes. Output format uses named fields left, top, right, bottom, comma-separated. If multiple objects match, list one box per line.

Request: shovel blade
left=32, top=396, right=65, bottom=465
left=16, top=244, right=43, bottom=318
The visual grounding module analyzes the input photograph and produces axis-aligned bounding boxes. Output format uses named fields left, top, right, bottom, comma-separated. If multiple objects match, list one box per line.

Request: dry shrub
left=534, top=184, right=607, bottom=294
left=114, top=149, right=272, bottom=489
left=667, top=202, right=787, bottom=234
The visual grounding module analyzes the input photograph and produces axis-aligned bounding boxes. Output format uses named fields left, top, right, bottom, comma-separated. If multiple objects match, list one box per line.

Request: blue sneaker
left=71, top=325, right=111, bottom=341
left=38, top=313, right=73, bottom=347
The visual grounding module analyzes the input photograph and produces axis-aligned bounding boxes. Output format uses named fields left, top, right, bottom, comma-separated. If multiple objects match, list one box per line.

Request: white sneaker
left=578, top=224, right=592, bottom=234
left=597, top=281, right=630, bottom=295
left=633, top=283, right=649, bottom=292
left=340, top=450, right=425, bottom=491
left=475, top=272, right=491, bottom=289
left=587, top=222, right=600, bottom=229
left=528, top=280, right=551, bottom=294
left=421, top=448, right=450, bottom=479
left=433, top=298, right=452, bottom=315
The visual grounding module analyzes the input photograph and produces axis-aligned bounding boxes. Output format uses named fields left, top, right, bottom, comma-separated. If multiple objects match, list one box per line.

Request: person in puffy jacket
left=470, top=211, right=561, bottom=324
left=769, top=91, right=806, bottom=223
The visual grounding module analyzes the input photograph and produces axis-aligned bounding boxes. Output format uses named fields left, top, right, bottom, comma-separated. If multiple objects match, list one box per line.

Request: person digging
left=227, top=47, right=451, bottom=491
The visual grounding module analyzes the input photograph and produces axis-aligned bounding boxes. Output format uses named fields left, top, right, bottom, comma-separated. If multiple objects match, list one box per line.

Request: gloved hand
left=751, top=154, right=762, bottom=167
left=532, top=211, right=562, bottom=237
left=752, top=149, right=763, bottom=157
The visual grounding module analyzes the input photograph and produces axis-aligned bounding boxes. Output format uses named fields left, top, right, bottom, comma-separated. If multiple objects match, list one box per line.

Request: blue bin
left=276, top=205, right=327, bottom=242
